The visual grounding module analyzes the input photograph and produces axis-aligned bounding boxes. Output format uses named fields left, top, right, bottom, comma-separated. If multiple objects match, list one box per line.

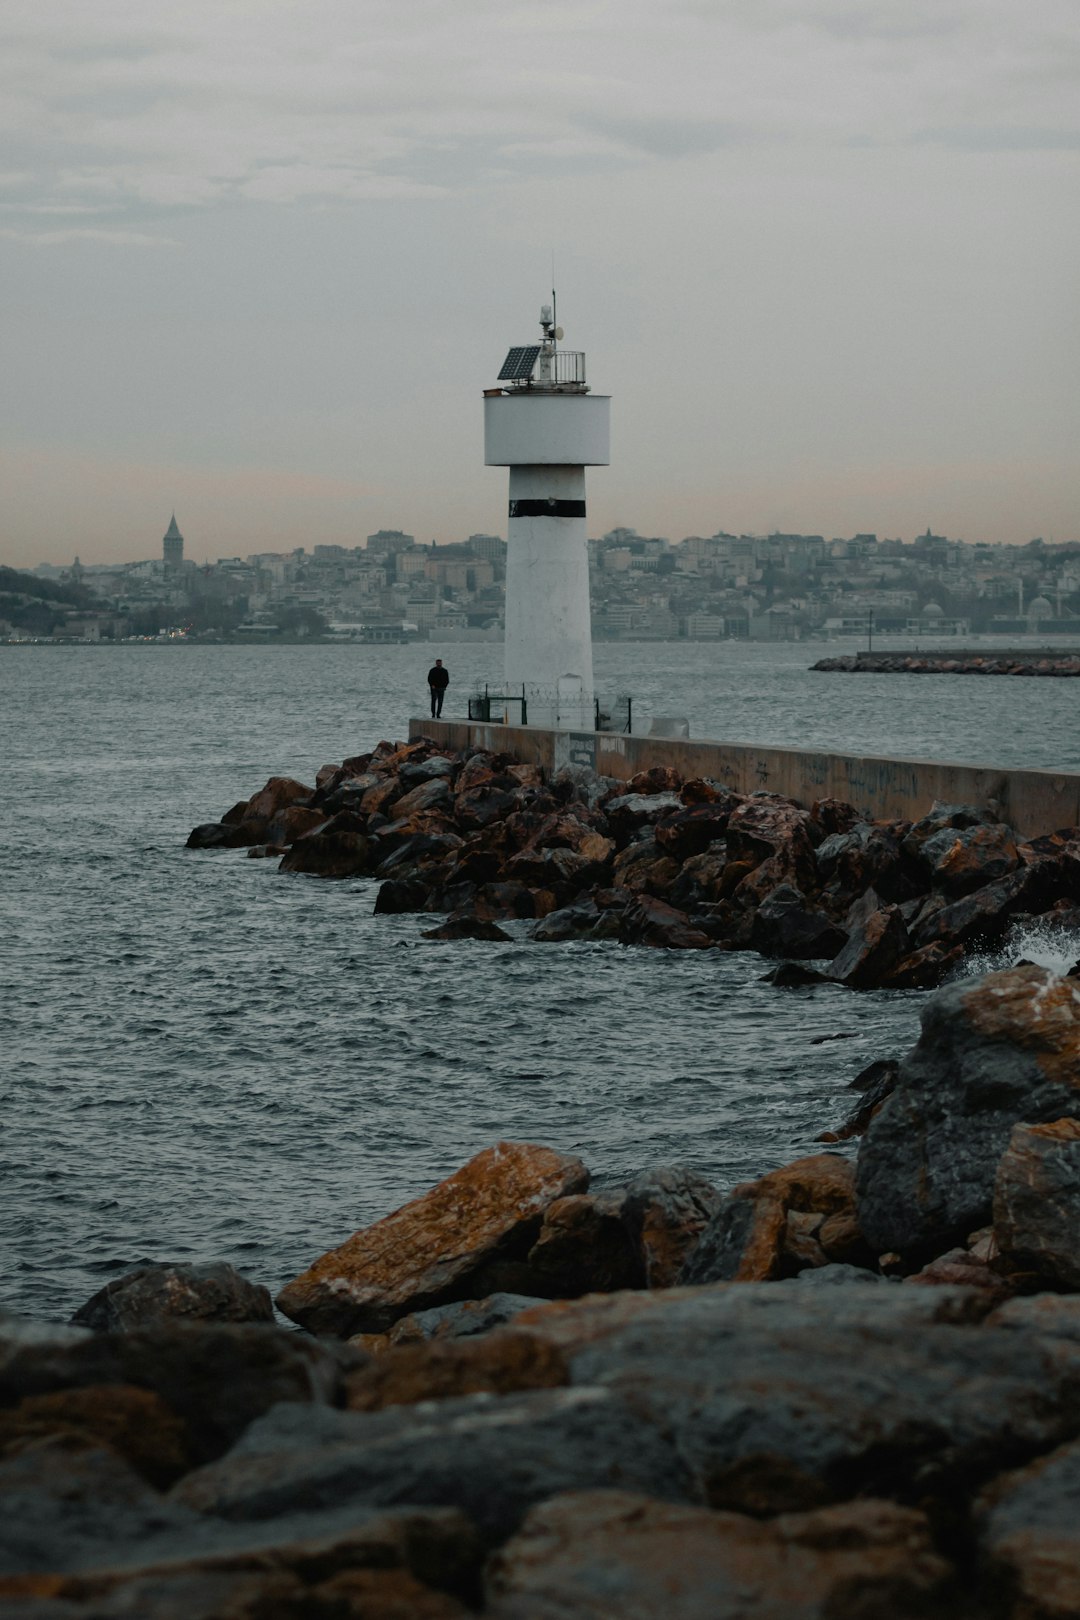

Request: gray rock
left=390, top=1293, right=549, bottom=1344
left=0, top=1316, right=346, bottom=1464
left=70, top=1262, right=273, bottom=1332
left=172, top=1387, right=690, bottom=1539
left=975, top=1437, right=1080, bottom=1618
left=856, top=965, right=1080, bottom=1260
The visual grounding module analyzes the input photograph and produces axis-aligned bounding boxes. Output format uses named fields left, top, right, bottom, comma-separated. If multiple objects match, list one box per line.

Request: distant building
left=163, top=514, right=184, bottom=575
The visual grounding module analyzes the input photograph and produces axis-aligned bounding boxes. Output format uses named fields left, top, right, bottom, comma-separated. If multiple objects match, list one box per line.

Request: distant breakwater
left=812, top=650, right=1080, bottom=676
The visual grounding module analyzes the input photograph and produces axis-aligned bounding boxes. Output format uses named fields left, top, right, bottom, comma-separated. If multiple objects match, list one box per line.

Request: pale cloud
left=0, top=0, right=1076, bottom=561
left=2, top=0, right=1076, bottom=222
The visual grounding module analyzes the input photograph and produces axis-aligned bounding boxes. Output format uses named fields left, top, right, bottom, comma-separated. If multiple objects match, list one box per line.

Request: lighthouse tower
left=485, top=305, right=609, bottom=730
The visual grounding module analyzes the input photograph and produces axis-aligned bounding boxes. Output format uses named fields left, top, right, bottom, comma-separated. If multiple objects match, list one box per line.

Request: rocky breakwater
left=813, top=651, right=1080, bottom=677
left=5, top=964, right=1080, bottom=1616
left=187, top=735, right=1080, bottom=991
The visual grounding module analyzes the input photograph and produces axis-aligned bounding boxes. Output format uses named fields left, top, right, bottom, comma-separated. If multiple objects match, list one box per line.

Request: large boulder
left=919, top=822, right=1020, bottom=895
left=856, top=965, right=1080, bottom=1262
left=975, top=1436, right=1080, bottom=1618
left=0, top=1315, right=345, bottom=1465
left=485, top=1491, right=953, bottom=1620
left=750, top=885, right=847, bottom=960
left=826, top=893, right=910, bottom=988
left=620, top=1165, right=725, bottom=1288
left=70, top=1262, right=273, bottom=1332
left=681, top=1155, right=866, bottom=1283
left=278, top=811, right=370, bottom=877
left=275, top=1143, right=590, bottom=1336
left=993, top=1118, right=1080, bottom=1290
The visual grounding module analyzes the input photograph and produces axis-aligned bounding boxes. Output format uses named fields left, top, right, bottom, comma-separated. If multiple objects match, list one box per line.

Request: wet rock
left=456, top=751, right=500, bottom=793
left=278, top=811, right=370, bottom=877
left=375, top=831, right=463, bottom=879
left=275, top=1142, right=590, bottom=1337
left=761, top=961, right=832, bottom=987
left=374, top=877, right=431, bottom=914
left=681, top=1155, right=862, bottom=1283
left=621, top=1166, right=725, bottom=1288
left=185, top=821, right=248, bottom=850
left=919, top=822, right=1020, bottom=895
left=473, top=881, right=538, bottom=921
left=627, top=765, right=685, bottom=795
left=246, top=841, right=286, bottom=859
left=529, top=897, right=606, bottom=942
left=826, top=893, right=909, bottom=988
left=70, top=1262, right=273, bottom=1332
left=879, top=940, right=964, bottom=990
left=421, top=913, right=512, bottom=942
left=667, top=846, right=730, bottom=908
left=994, top=1118, right=1080, bottom=1291
left=618, top=893, right=713, bottom=949
left=750, top=884, right=848, bottom=960
left=0, top=1317, right=345, bottom=1465
left=910, top=867, right=1047, bottom=951
left=484, top=1491, right=955, bottom=1620
left=680, top=777, right=738, bottom=805
left=856, top=965, right=1080, bottom=1262
left=727, top=794, right=822, bottom=863
left=817, top=1060, right=899, bottom=1142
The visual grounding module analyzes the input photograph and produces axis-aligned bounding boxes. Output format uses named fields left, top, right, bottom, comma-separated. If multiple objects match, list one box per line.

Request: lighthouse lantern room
left=484, top=304, right=610, bottom=731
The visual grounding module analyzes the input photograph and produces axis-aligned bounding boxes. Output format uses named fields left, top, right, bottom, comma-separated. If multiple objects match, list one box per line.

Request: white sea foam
left=959, top=919, right=1080, bottom=981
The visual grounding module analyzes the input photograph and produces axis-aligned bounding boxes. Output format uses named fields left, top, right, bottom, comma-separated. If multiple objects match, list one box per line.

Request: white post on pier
left=483, top=305, right=610, bottom=731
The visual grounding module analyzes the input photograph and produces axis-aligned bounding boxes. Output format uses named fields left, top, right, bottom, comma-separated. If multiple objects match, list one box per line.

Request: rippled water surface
left=3, top=641, right=1077, bottom=1320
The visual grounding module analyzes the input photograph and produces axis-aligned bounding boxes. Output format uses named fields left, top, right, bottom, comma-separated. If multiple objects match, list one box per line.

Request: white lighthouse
left=485, top=305, right=610, bottom=730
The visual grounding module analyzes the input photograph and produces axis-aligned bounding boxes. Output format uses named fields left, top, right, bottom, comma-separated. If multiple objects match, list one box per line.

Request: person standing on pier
left=427, top=658, right=449, bottom=718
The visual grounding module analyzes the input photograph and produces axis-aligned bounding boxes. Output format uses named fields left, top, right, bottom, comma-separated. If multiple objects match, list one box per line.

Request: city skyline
left=2, top=1, right=1078, bottom=568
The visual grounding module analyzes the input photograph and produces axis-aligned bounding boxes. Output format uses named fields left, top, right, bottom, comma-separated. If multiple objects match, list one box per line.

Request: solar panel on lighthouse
left=497, top=345, right=541, bottom=381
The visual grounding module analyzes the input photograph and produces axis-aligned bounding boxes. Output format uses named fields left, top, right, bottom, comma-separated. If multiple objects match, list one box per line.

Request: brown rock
left=621, top=1166, right=725, bottom=1289
left=485, top=1491, right=954, bottom=1620
left=278, top=812, right=370, bottom=877
left=421, top=913, right=512, bottom=942
left=879, top=940, right=964, bottom=990
left=266, top=804, right=327, bottom=845
left=0, top=1384, right=191, bottom=1488
left=244, top=776, right=314, bottom=821
left=619, top=893, right=713, bottom=949
left=627, top=765, right=684, bottom=794
left=392, top=779, right=454, bottom=821
left=994, top=1118, right=1080, bottom=1290
left=526, top=1192, right=644, bottom=1296
left=70, top=1262, right=274, bottom=1332
left=361, top=776, right=404, bottom=817
left=612, top=840, right=680, bottom=897
left=681, top=1155, right=862, bottom=1283
left=826, top=895, right=910, bottom=988
left=276, top=1142, right=590, bottom=1336
left=344, top=1330, right=569, bottom=1413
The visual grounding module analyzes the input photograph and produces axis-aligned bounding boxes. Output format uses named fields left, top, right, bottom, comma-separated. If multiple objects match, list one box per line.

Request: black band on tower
left=509, top=498, right=587, bottom=519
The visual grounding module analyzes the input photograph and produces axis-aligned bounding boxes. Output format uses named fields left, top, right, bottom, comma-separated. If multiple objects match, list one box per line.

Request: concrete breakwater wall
left=813, top=650, right=1080, bottom=676
left=410, top=717, right=1080, bottom=840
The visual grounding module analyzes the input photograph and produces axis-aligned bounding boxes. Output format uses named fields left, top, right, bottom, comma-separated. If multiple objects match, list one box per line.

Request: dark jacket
left=427, top=664, right=449, bottom=691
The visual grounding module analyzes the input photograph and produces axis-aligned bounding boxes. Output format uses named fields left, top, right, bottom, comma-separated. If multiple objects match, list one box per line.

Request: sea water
left=2, top=640, right=1077, bottom=1320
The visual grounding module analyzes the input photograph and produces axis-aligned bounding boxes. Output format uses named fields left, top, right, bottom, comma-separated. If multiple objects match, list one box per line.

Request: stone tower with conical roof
left=163, top=514, right=184, bottom=575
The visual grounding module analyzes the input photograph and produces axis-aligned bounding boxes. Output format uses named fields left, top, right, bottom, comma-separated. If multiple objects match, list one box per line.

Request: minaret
left=484, top=304, right=609, bottom=730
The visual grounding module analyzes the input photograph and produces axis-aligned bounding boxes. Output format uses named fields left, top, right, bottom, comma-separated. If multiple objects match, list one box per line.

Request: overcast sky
left=2, top=0, right=1077, bottom=567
